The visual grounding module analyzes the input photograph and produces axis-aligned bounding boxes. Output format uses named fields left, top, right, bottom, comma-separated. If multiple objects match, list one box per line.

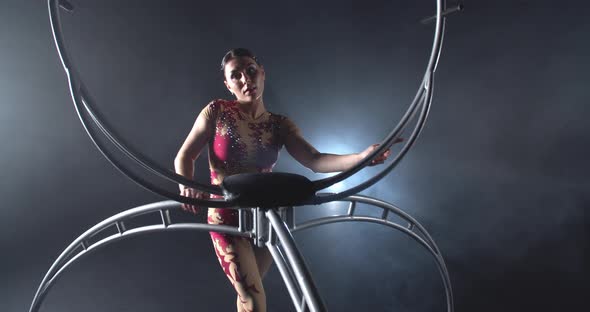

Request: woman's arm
left=174, top=103, right=216, bottom=214
left=174, top=106, right=213, bottom=190
left=282, top=119, right=398, bottom=173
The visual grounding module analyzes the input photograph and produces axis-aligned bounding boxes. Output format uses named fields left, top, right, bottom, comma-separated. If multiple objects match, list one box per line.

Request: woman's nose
left=241, top=72, right=252, bottom=83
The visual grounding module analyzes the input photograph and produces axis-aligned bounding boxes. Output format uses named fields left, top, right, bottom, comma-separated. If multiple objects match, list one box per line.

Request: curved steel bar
left=342, top=195, right=444, bottom=256
left=292, top=216, right=452, bottom=311
left=312, top=80, right=424, bottom=193
left=329, top=73, right=433, bottom=202
left=29, top=200, right=248, bottom=312
left=267, top=209, right=327, bottom=312
left=312, top=85, right=429, bottom=203
left=39, top=223, right=248, bottom=298
left=78, top=84, right=220, bottom=196
left=46, top=12, right=203, bottom=207
left=312, top=0, right=446, bottom=194
left=49, top=0, right=448, bottom=205
left=30, top=195, right=453, bottom=312
left=323, top=194, right=453, bottom=309
left=267, top=244, right=304, bottom=312
left=48, top=0, right=223, bottom=196
left=74, top=87, right=232, bottom=206
left=314, top=12, right=445, bottom=203
left=426, top=0, right=447, bottom=74
left=431, top=9, right=447, bottom=74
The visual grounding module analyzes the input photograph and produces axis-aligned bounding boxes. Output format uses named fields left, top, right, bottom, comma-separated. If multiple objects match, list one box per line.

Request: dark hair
left=220, top=48, right=261, bottom=80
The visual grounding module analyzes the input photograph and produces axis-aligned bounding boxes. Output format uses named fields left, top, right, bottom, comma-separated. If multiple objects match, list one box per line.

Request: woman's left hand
left=361, top=137, right=404, bottom=166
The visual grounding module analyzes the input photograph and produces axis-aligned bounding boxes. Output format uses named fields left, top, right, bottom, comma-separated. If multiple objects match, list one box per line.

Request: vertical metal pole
left=253, top=208, right=259, bottom=246
left=266, top=209, right=327, bottom=312
left=160, top=209, right=171, bottom=227
left=254, top=208, right=269, bottom=248
left=347, top=201, right=356, bottom=216
left=238, top=209, right=245, bottom=232
left=281, top=206, right=294, bottom=230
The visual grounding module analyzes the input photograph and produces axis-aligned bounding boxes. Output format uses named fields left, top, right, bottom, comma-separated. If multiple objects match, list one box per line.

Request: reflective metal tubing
left=312, top=0, right=446, bottom=195
left=293, top=216, right=453, bottom=312
left=300, top=194, right=454, bottom=312
left=340, top=194, right=453, bottom=309
left=30, top=197, right=453, bottom=312
left=28, top=200, right=245, bottom=312
left=266, top=209, right=327, bottom=312
left=313, top=88, right=428, bottom=203
left=47, top=0, right=224, bottom=197
left=77, top=84, right=233, bottom=206
left=267, top=244, right=304, bottom=312
left=49, top=0, right=448, bottom=203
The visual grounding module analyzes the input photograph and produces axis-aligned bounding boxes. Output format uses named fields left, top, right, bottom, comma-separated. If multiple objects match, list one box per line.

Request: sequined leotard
left=200, top=99, right=298, bottom=288
left=201, top=99, right=297, bottom=250
left=204, top=99, right=291, bottom=185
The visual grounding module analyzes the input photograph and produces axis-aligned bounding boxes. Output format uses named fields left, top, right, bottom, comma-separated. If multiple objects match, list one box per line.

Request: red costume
left=201, top=99, right=298, bottom=287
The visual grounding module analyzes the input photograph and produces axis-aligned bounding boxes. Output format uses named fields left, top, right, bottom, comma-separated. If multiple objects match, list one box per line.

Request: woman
left=174, top=48, right=398, bottom=312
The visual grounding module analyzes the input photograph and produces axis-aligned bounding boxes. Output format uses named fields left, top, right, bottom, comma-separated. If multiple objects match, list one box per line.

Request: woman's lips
left=244, top=86, right=257, bottom=95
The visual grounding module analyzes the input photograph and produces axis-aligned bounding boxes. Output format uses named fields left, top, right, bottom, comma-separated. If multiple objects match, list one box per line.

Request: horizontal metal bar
left=421, top=3, right=463, bottom=24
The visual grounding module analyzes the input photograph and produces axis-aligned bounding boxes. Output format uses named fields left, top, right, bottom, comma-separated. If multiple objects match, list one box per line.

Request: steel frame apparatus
left=32, top=0, right=462, bottom=311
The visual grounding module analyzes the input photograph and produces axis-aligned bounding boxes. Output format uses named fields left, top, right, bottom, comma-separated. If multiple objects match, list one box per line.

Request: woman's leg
left=209, top=208, right=267, bottom=312
left=253, top=245, right=273, bottom=279
left=211, top=235, right=266, bottom=312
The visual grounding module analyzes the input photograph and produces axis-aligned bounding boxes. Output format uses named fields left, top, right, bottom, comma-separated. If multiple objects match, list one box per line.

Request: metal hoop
left=40, top=1, right=459, bottom=311
left=47, top=0, right=451, bottom=206
left=29, top=196, right=453, bottom=312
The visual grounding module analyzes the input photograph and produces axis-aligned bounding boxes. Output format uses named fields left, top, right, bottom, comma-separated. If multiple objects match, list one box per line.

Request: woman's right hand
left=179, top=187, right=208, bottom=215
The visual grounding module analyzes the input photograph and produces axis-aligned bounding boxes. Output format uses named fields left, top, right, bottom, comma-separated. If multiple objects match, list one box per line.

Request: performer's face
left=223, top=56, right=265, bottom=102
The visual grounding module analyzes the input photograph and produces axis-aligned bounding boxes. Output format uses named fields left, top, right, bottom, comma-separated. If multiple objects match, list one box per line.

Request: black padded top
left=221, top=172, right=315, bottom=208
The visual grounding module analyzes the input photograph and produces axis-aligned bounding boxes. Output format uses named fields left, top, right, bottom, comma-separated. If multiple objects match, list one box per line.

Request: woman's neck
left=236, top=98, right=266, bottom=119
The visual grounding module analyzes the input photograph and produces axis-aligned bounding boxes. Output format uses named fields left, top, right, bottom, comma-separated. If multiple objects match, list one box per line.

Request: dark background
left=1, top=0, right=587, bottom=311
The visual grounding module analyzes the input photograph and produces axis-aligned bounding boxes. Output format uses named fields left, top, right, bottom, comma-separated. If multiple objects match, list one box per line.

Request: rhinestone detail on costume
left=208, top=99, right=284, bottom=185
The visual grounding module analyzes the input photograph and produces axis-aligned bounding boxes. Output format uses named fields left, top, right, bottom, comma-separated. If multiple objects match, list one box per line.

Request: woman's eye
left=247, top=67, right=257, bottom=75
left=231, top=73, right=241, bottom=80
